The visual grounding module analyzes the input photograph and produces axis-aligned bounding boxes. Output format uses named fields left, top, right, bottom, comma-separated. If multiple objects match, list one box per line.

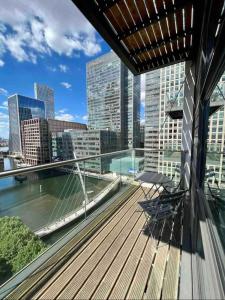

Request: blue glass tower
left=8, top=94, right=45, bottom=154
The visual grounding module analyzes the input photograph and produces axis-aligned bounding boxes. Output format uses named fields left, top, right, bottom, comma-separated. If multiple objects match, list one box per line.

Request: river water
left=0, top=157, right=109, bottom=244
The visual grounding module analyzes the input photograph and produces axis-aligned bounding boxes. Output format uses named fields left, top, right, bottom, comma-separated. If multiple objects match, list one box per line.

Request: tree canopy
left=0, top=216, right=46, bottom=284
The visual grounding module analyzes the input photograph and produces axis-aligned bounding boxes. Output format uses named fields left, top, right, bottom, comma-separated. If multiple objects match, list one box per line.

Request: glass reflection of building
left=8, top=94, right=45, bottom=155
left=34, top=83, right=55, bottom=119
left=87, top=51, right=140, bottom=149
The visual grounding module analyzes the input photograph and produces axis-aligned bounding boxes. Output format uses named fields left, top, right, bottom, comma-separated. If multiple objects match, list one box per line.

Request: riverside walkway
left=6, top=186, right=183, bottom=300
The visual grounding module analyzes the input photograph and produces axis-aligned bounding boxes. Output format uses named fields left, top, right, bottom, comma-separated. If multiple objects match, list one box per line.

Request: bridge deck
left=8, top=187, right=183, bottom=300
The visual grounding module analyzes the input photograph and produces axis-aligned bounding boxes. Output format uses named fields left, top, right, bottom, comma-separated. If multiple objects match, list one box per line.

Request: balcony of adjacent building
left=166, top=98, right=224, bottom=120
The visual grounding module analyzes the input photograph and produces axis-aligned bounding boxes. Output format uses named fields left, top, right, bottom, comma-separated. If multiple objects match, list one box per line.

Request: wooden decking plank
left=32, top=189, right=141, bottom=299
left=125, top=221, right=163, bottom=300
left=8, top=185, right=139, bottom=300
left=57, top=209, right=142, bottom=299
left=37, top=189, right=143, bottom=299
left=144, top=218, right=173, bottom=300
left=75, top=213, right=146, bottom=299
left=161, top=211, right=182, bottom=300
left=92, top=214, right=148, bottom=300
left=179, top=199, right=192, bottom=300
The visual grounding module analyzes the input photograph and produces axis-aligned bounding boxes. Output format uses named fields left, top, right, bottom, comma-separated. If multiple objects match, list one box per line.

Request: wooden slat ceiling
left=73, top=0, right=194, bottom=75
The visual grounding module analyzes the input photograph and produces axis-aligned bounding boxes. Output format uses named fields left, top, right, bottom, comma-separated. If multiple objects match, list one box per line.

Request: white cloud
left=0, top=0, right=101, bottom=64
left=0, top=111, right=9, bottom=138
left=0, top=100, right=8, bottom=109
left=58, top=108, right=67, bottom=113
left=55, top=112, right=74, bottom=122
left=0, top=88, right=8, bottom=96
left=0, top=59, right=4, bottom=67
left=82, top=115, right=88, bottom=121
left=61, top=82, right=72, bottom=89
left=47, top=66, right=57, bottom=72
left=140, top=74, right=145, bottom=108
left=59, top=64, right=69, bottom=73
left=140, top=118, right=145, bottom=125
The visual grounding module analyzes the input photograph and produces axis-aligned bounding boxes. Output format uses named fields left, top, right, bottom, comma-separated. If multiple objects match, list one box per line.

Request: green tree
left=0, top=217, right=46, bottom=276
left=0, top=257, right=12, bottom=285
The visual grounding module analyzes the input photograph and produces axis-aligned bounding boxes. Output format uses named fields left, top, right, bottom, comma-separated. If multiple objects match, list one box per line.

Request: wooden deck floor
left=7, top=187, right=183, bottom=300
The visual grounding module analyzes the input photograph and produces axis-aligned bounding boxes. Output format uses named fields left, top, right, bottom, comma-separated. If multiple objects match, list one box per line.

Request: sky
left=0, top=0, right=145, bottom=139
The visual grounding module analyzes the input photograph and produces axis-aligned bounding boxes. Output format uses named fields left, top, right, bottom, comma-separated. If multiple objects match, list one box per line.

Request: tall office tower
left=145, top=62, right=225, bottom=185
left=22, top=118, right=50, bottom=165
left=87, top=51, right=140, bottom=149
left=145, top=63, right=186, bottom=179
left=140, top=124, right=145, bottom=148
left=8, top=95, right=45, bottom=155
left=144, top=69, right=161, bottom=171
left=34, top=83, right=55, bottom=119
left=207, top=74, right=225, bottom=186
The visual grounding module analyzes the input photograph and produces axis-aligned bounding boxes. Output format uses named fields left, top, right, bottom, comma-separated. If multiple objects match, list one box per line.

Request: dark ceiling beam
left=189, top=0, right=204, bottom=62
left=137, top=48, right=190, bottom=73
left=201, top=12, right=225, bottom=100
left=193, top=0, right=225, bottom=99
left=129, top=29, right=193, bottom=57
left=117, top=0, right=191, bottom=40
left=72, top=0, right=139, bottom=75
left=97, top=0, right=120, bottom=12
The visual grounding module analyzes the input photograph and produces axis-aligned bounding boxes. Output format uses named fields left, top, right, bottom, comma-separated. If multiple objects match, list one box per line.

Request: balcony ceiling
left=72, top=0, right=195, bottom=74
left=72, top=0, right=225, bottom=76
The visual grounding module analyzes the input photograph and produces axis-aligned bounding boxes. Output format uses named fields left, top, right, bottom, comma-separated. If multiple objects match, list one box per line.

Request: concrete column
left=181, top=61, right=196, bottom=190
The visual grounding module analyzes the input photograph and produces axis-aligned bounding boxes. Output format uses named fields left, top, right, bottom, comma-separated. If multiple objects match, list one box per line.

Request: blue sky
left=0, top=0, right=144, bottom=139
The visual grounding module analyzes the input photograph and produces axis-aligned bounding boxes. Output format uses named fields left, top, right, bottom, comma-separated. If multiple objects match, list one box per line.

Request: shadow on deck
left=4, top=187, right=188, bottom=300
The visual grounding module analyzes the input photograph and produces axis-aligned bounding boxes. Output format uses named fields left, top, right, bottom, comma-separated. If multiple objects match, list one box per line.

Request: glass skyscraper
left=8, top=94, right=45, bottom=154
left=34, top=83, right=55, bottom=119
left=87, top=51, right=140, bottom=149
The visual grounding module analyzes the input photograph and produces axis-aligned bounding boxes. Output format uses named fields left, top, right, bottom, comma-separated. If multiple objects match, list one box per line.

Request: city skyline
left=0, top=0, right=145, bottom=139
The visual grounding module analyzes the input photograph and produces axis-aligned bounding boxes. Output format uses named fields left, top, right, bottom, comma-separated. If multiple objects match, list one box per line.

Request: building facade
left=22, top=118, right=50, bottom=165
left=34, top=83, right=55, bottom=119
left=87, top=51, right=140, bottom=149
left=8, top=94, right=45, bottom=155
left=52, top=129, right=118, bottom=173
left=48, top=119, right=87, bottom=134
left=145, top=62, right=225, bottom=185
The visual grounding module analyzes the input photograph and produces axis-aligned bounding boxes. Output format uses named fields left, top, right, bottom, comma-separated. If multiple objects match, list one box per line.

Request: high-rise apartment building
left=34, top=83, right=55, bottom=119
left=22, top=118, right=50, bottom=165
left=8, top=95, right=45, bottom=155
left=87, top=51, right=140, bottom=149
left=145, top=62, right=225, bottom=185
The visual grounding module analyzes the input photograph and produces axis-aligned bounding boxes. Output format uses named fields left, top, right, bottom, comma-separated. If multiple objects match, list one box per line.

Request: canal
left=0, top=158, right=110, bottom=244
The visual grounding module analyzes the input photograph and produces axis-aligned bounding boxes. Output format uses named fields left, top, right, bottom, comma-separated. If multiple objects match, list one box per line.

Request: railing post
left=83, top=161, right=88, bottom=219
left=132, top=148, right=135, bottom=180
left=119, top=154, right=122, bottom=186
left=181, top=62, right=195, bottom=191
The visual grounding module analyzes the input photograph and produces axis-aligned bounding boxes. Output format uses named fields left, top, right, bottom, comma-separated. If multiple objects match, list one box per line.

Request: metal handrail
left=0, top=148, right=189, bottom=179
left=135, top=148, right=187, bottom=153
left=0, top=149, right=132, bottom=178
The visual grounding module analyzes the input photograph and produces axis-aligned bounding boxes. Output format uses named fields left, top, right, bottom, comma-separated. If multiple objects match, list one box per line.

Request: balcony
left=1, top=0, right=225, bottom=298
left=166, top=100, right=224, bottom=120
left=0, top=149, right=186, bottom=298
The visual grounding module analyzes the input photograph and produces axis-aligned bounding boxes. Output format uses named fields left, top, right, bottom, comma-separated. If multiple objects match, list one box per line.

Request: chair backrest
left=159, top=189, right=186, bottom=200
